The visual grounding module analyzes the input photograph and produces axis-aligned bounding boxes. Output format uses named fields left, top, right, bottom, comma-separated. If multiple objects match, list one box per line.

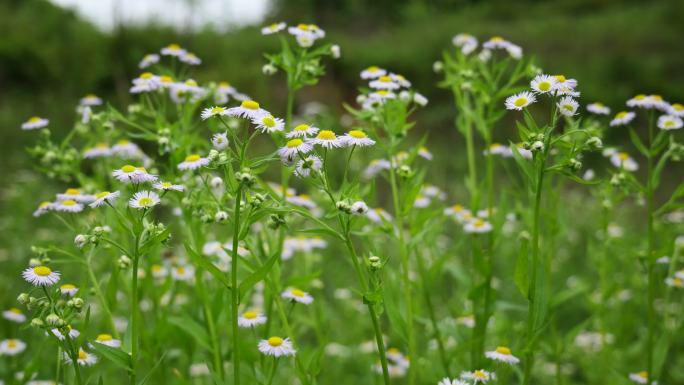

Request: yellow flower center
left=378, top=76, right=392, bottom=83
left=490, top=36, right=504, bottom=42
left=291, top=288, right=305, bottom=297
left=162, top=182, right=172, bottom=188
left=121, top=165, right=137, bottom=173
left=97, top=334, right=113, bottom=342
left=152, top=264, right=162, bottom=272
left=474, top=219, right=485, bottom=228
left=672, top=103, right=684, bottom=111
left=294, top=124, right=310, bottom=131
left=95, top=143, right=108, bottom=149
left=296, top=23, right=310, bottom=31
left=538, top=81, right=551, bottom=91
left=7, top=340, right=17, bottom=348
left=95, top=191, right=110, bottom=199
left=220, top=81, right=231, bottom=87
left=563, top=103, right=574, bottom=111
left=367, top=66, right=380, bottom=72
left=594, top=102, right=604, bottom=107
left=514, top=98, right=528, bottom=107
left=618, top=152, right=629, bottom=161
left=241, top=100, right=260, bottom=110
left=65, top=188, right=80, bottom=195
left=61, top=284, right=76, bottom=290
left=377, top=90, right=390, bottom=96
left=268, top=336, right=284, bottom=347
left=34, top=266, right=52, bottom=276
left=136, top=167, right=147, bottom=172
left=159, top=75, right=173, bottom=83
left=555, top=75, right=566, bottom=82
left=185, top=79, right=198, bottom=86
left=348, top=130, right=367, bottom=138
left=262, top=116, right=276, bottom=127
left=674, top=278, right=683, bottom=286
left=638, top=371, right=648, bottom=379
left=473, top=370, right=487, bottom=379
left=210, top=107, right=225, bottom=114
left=269, top=23, right=279, bottom=29
left=39, top=201, right=51, bottom=208
left=177, top=267, right=186, bottom=274
left=652, top=95, right=663, bottom=101
left=185, top=154, right=201, bottom=162
left=78, top=350, right=87, bottom=360
left=62, top=200, right=77, bottom=206
left=616, top=111, right=628, bottom=119
left=634, top=94, right=646, bottom=100
left=287, top=139, right=303, bottom=148
left=495, top=346, right=511, bottom=355
left=140, top=72, right=154, bottom=79
left=664, top=120, right=674, bottom=127
left=166, top=43, right=181, bottom=50
left=9, top=308, right=22, bottom=314
left=452, top=204, right=463, bottom=212
left=316, top=130, right=336, bottom=140
left=139, top=197, right=153, bottom=206
left=28, top=116, right=42, bottom=123
left=243, top=310, right=258, bottom=319
left=387, top=348, right=400, bottom=355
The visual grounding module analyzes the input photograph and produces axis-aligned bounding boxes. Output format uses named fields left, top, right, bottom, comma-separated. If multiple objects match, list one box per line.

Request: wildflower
left=627, top=94, right=657, bottom=109
left=258, top=336, right=296, bottom=357
left=610, top=152, right=639, bottom=171
left=587, top=102, right=611, bottom=115
left=252, top=114, right=285, bottom=133
left=484, top=143, right=509, bottom=156
left=80, top=94, right=103, bottom=106
left=414, top=92, right=429, bottom=106
left=295, top=35, right=315, bottom=48
left=287, top=23, right=325, bottom=40
left=59, top=284, right=78, bottom=296
left=33, top=201, right=53, bottom=217
left=439, top=378, right=468, bottom=385
left=557, top=96, right=579, bottom=117
left=153, top=181, right=184, bottom=192
left=367, top=90, right=397, bottom=103
left=138, top=53, right=160, bottom=68
left=211, top=132, right=230, bottom=150
left=84, top=143, right=111, bottom=159
left=452, top=33, right=478, bottom=55
left=609, top=111, right=636, bottom=127
left=505, top=91, right=536, bottom=110
left=65, top=349, right=98, bottom=366
left=485, top=346, right=520, bottom=364
left=179, top=52, right=201, bottom=65
left=178, top=154, right=209, bottom=171
left=464, top=218, right=493, bottom=234
left=369, top=75, right=400, bottom=90
left=111, top=140, right=142, bottom=158
left=3, top=308, right=26, bottom=323
left=483, top=36, right=510, bottom=49
left=351, top=201, right=369, bottom=215
left=226, top=100, right=269, bottom=120
left=657, top=114, right=683, bottom=130
left=628, top=371, right=655, bottom=385
left=390, top=73, right=411, bottom=88
left=89, top=191, right=120, bottom=208
left=530, top=74, right=557, bottom=94
left=363, top=159, right=391, bottom=179
left=668, top=103, right=684, bottom=117
left=21, top=116, right=49, bottom=130
left=286, top=124, right=319, bottom=138
left=308, top=130, right=342, bottom=149
left=278, top=139, right=313, bottom=161
left=282, top=287, right=314, bottom=304
left=57, top=188, right=94, bottom=203
left=112, top=165, right=156, bottom=184
left=418, top=146, right=434, bottom=160
left=665, top=276, right=683, bottom=288
left=331, top=44, right=341, bottom=58
left=130, top=72, right=160, bottom=93
left=129, top=191, right=160, bottom=209
left=0, top=339, right=27, bottom=356
left=340, top=130, right=375, bottom=147
left=151, top=264, right=168, bottom=279
left=262, top=22, right=286, bottom=35
left=201, top=106, right=228, bottom=120
left=94, top=334, right=121, bottom=348
left=238, top=310, right=267, bottom=328
left=172, top=265, right=194, bottom=281
left=295, top=155, right=323, bottom=178
left=160, top=43, right=186, bottom=57
left=367, top=208, right=393, bottom=224
left=361, top=66, right=387, bottom=79
left=461, top=369, right=493, bottom=383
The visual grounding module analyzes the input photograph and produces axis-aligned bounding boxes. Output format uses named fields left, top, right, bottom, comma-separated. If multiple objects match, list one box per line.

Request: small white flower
left=340, top=130, right=375, bottom=147
left=363, top=159, right=391, bottom=179
left=151, top=264, right=169, bottom=279
left=351, top=201, right=369, bottom=215
left=629, top=371, right=655, bottom=385
left=59, top=284, right=79, bottom=296
left=112, top=165, right=157, bottom=184
left=587, top=102, right=611, bottom=115
left=367, top=208, right=393, bottom=224
left=665, top=276, right=683, bottom=288
left=160, top=43, right=186, bottom=57
left=84, top=143, right=112, bottom=159
left=252, top=115, right=285, bottom=134
left=668, top=102, right=684, bottom=117
left=89, top=191, right=120, bottom=208
left=65, top=349, right=98, bottom=366
left=294, top=155, right=323, bottom=178
left=505, top=91, right=536, bottom=110
left=138, top=53, right=160, bottom=69
left=361, top=66, right=387, bottom=79
left=413, top=93, right=428, bottom=106
left=330, top=44, right=341, bottom=58
left=461, top=369, right=493, bottom=383
left=179, top=52, right=201, bottom=65
left=530, top=74, right=557, bottom=94
left=657, top=114, right=683, bottom=130
left=369, top=75, right=400, bottom=90
left=2, top=308, right=26, bottom=323
left=278, top=139, right=313, bottom=162
left=111, top=140, right=143, bottom=158
left=557, top=96, right=579, bottom=117
left=172, top=265, right=194, bottom=282
left=226, top=100, right=270, bottom=120
left=201, top=106, right=228, bottom=120
left=0, top=339, right=27, bottom=356
left=286, top=124, right=319, bottom=138
left=258, top=337, right=296, bottom=357
left=178, top=154, right=210, bottom=171
left=307, top=130, right=342, bottom=149
left=610, top=152, right=638, bottom=172
left=94, top=334, right=121, bottom=348
left=153, top=181, right=184, bottom=192
left=282, top=288, right=314, bottom=305
left=21, top=116, right=49, bottom=130
left=438, top=378, right=468, bottom=385
left=22, top=265, right=60, bottom=286
left=287, top=23, right=325, bottom=40
left=262, top=22, right=286, bottom=35
left=452, top=33, right=478, bottom=55
left=610, top=111, right=636, bottom=127
left=485, top=346, right=520, bottom=365
left=464, top=218, right=493, bottom=234
left=238, top=310, right=267, bottom=328
left=129, top=191, right=160, bottom=210
left=80, top=94, right=103, bottom=106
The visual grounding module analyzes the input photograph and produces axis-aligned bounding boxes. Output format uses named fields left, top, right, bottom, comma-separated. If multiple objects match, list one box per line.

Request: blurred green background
left=1, top=0, right=683, bottom=261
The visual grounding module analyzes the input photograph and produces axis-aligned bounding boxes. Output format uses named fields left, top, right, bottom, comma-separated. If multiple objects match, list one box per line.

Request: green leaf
left=239, top=251, right=280, bottom=302
left=167, top=315, right=212, bottom=351
left=90, top=342, right=132, bottom=373
left=514, top=238, right=530, bottom=298
left=509, top=141, right=534, bottom=187
left=653, top=333, right=670, bottom=377
left=628, top=128, right=649, bottom=157
left=139, top=352, right=168, bottom=385
left=185, top=243, right=232, bottom=290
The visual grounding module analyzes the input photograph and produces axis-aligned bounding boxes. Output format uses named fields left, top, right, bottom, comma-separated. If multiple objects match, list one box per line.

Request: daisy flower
left=461, top=369, right=493, bottom=383
left=444, top=204, right=472, bottom=222
left=587, top=102, right=611, bottom=115
left=130, top=72, right=160, bottom=93
left=361, top=66, right=387, bottom=79
left=530, top=74, right=557, bottom=94
left=452, top=33, right=478, bottom=55
left=668, top=102, right=684, bottom=117
left=278, top=139, right=313, bottom=161
left=294, top=155, right=323, bottom=178
left=665, top=276, right=683, bottom=288
left=351, top=201, right=369, bottom=215
left=288, top=23, right=325, bottom=39
left=281, top=288, right=314, bottom=305
left=226, top=100, right=269, bottom=120
left=138, top=53, right=160, bottom=69
left=33, top=201, right=53, bottom=217
left=94, top=334, right=121, bottom=348
left=111, top=140, right=142, bottom=158
left=112, top=165, right=157, bottom=184
left=286, top=124, right=319, bottom=138
left=258, top=336, right=296, bottom=357
left=0, top=339, right=27, bottom=356
left=65, top=349, right=98, bottom=366
left=464, top=218, right=493, bottom=234
left=369, top=75, right=401, bottom=90
left=483, top=36, right=510, bottom=49
left=22, top=116, right=50, bottom=130
left=483, top=143, right=510, bottom=156
left=340, top=130, right=375, bottom=147
left=22, top=265, right=60, bottom=286
left=151, top=264, right=169, bottom=279
left=179, top=52, right=201, bottom=65
left=629, top=371, right=655, bottom=384
left=252, top=114, right=285, bottom=134
left=160, top=43, right=186, bottom=57
left=178, top=154, right=210, bottom=171
left=50, top=326, right=80, bottom=341
left=610, top=152, right=639, bottom=171
left=390, top=73, right=411, bottom=88
left=53, top=200, right=84, bottom=213
left=557, top=96, right=579, bottom=117
left=153, top=181, right=184, bottom=192
left=262, top=22, right=286, bottom=35
left=80, top=94, right=103, bottom=106
left=201, top=106, right=228, bottom=120
left=307, top=130, right=342, bottom=149
left=626, top=94, right=651, bottom=109
left=439, top=378, right=468, bottom=385
left=505, top=91, right=536, bottom=110
left=609, top=111, right=636, bottom=127
left=238, top=310, right=267, bottom=328
left=553, top=75, right=578, bottom=90
left=172, top=265, right=194, bottom=281
left=657, top=114, right=683, bottom=130
left=363, top=159, right=391, bottom=179
left=367, top=208, right=393, bottom=223
left=57, top=188, right=95, bottom=203
left=485, top=346, right=520, bottom=364
left=211, top=132, right=230, bottom=150
left=89, top=191, right=120, bottom=208
left=3, top=308, right=26, bottom=323
left=83, top=143, right=111, bottom=159
left=457, top=315, right=476, bottom=328
left=129, top=191, right=160, bottom=210
left=59, top=284, right=78, bottom=296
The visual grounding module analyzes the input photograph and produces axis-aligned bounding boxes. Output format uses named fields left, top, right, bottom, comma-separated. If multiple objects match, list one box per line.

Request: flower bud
left=118, top=255, right=132, bottom=269
left=330, top=44, right=341, bottom=59
left=336, top=201, right=352, bottom=214
left=530, top=141, right=544, bottom=152
left=46, top=313, right=63, bottom=326
left=215, top=211, right=229, bottom=223
left=74, top=234, right=87, bottom=249
left=17, top=293, right=30, bottom=305
left=208, top=149, right=220, bottom=162
left=210, top=177, right=223, bottom=189
left=585, top=136, right=603, bottom=150
left=70, top=297, right=85, bottom=310
left=31, top=318, right=44, bottom=327
left=351, top=201, right=369, bottom=215
left=432, top=61, right=444, bottom=73
left=262, top=63, right=277, bottom=75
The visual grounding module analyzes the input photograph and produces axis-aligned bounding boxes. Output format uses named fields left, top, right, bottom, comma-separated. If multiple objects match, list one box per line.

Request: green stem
left=86, top=251, right=119, bottom=339
left=231, top=184, right=244, bottom=385
left=266, top=357, right=280, bottom=385
left=646, top=111, right=656, bottom=382
left=130, top=232, right=141, bottom=385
